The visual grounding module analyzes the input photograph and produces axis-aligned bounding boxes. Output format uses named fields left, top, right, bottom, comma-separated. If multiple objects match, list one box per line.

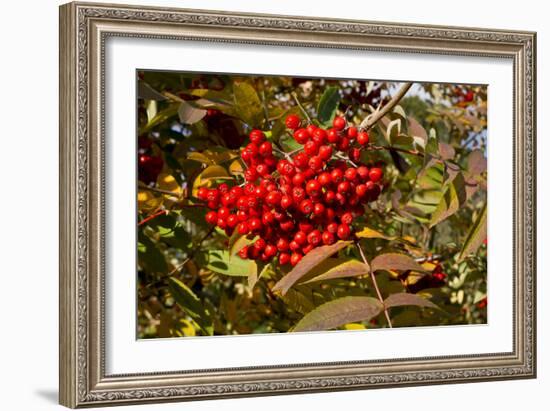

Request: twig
left=356, top=241, right=393, bottom=328
left=138, top=210, right=167, bottom=226
left=360, top=82, right=413, bottom=130
left=138, top=183, right=181, bottom=197
left=335, top=153, right=358, bottom=167
left=291, top=92, right=312, bottom=123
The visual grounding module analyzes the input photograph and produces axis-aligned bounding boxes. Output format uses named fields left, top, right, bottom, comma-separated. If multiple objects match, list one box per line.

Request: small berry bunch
left=137, top=135, right=164, bottom=184
left=197, top=114, right=384, bottom=266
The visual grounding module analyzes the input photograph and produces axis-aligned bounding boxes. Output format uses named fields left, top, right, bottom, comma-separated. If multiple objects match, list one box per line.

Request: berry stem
left=335, top=153, right=358, bottom=167
left=355, top=241, right=393, bottom=328
left=291, top=92, right=313, bottom=123
left=360, top=82, right=413, bottom=131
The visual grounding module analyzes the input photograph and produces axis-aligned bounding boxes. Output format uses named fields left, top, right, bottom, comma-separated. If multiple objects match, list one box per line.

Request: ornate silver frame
left=59, top=2, right=536, bottom=408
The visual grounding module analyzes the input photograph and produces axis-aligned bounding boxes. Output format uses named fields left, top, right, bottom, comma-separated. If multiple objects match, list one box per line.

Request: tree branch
left=356, top=242, right=393, bottom=328
left=360, top=82, right=413, bottom=130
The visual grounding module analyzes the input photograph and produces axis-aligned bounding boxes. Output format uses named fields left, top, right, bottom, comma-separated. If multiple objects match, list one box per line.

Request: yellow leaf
left=157, top=173, right=181, bottom=195
left=229, top=159, right=245, bottom=176
left=356, top=227, right=395, bottom=240
left=188, top=150, right=237, bottom=165
left=344, top=323, right=366, bottom=330
left=137, top=190, right=163, bottom=212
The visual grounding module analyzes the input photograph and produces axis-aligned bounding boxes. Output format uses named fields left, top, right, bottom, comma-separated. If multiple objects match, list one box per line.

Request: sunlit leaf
left=429, top=172, right=467, bottom=227
left=371, top=253, right=429, bottom=273
left=303, top=259, right=369, bottom=283
left=205, top=250, right=257, bottom=277
left=292, top=296, right=382, bottom=332
left=356, top=227, right=396, bottom=240
left=272, top=241, right=352, bottom=295
left=384, top=292, right=439, bottom=310
left=168, top=278, right=213, bottom=335
left=233, top=82, right=263, bottom=127
left=459, top=202, right=487, bottom=261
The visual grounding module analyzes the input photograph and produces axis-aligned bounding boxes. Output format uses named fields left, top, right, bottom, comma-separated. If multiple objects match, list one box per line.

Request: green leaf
left=282, top=289, right=315, bottom=315
left=317, top=87, right=340, bottom=126
left=177, top=100, right=207, bottom=124
left=303, top=259, right=369, bottom=284
left=168, top=278, right=213, bottom=335
left=292, top=296, right=383, bottom=332
left=429, top=172, right=467, bottom=227
left=205, top=250, right=257, bottom=277
left=272, top=241, right=352, bottom=295
left=139, top=103, right=179, bottom=134
left=386, top=118, right=401, bottom=144
left=459, top=202, right=487, bottom=261
left=233, top=82, right=263, bottom=127
left=384, top=292, right=439, bottom=310
left=371, top=253, right=429, bottom=273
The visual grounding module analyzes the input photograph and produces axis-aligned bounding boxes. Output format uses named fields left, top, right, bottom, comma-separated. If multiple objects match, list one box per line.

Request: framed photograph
left=59, top=2, right=536, bottom=408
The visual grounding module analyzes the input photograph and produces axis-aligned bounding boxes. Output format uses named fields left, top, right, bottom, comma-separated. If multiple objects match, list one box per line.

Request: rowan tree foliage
left=137, top=71, right=487, bottom=338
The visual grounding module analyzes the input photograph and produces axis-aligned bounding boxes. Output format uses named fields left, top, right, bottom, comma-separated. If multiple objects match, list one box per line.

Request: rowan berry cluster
left=197, top=114, right=384, bottom=266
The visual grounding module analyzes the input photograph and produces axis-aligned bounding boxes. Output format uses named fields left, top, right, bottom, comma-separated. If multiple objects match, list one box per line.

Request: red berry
left=205, top=211, right=218, bottom=225
left=253, top=238, right=267, bottom=251
left=259, top=141, right=273, bottom=157
left=312, top=128, right=328, bottom=144
left=262, top=211, right=275, bottom=225
left=299, top=199, right=314, bottom=214
left=265, top=191, right=282, bottom=206
left=292, top=172, right=306, bottom=186
left=244, top=168, right=258, bottom=182
left=327, top=222, right=338, bottom=234
left=338, top=137, right=350, bottom=151
left=256, top=163, right=270, bottom=176
left=302, top=244, right=315, bottom=255
left=307, top=229, right=322, bottom=246
left=226, top=214, right=239, bottom=228
left=324, top=190, right=336, bottom=204
left=357, top=131, right=369, bottom=145
left=313, top=202, right=326, bottom=216
left=322, top=231, right=335, bottom=245
left=197, top=187, right=209, bottom=200
left=357, top=166, right=369, bottom=180
left=279, top=252, right=291, bottom=265
left=280, top=219, right=295, bottom=232
left=292, top=186, right=306, bottom=203
left=355, top=184, right=367, bottom=197
left=349, top=148, right=361, bottom=162
left=318, top=172, right=332, bottom=186
left=318, top=145, right=333, bottom=161
left=285, top=114, right=301, bottom=130
left=238, top=246, right=249, bottom=260
left=277, top=238, right=290, bottom=251
left=308, top=155, right=323, bottom=171
left=289, top=240, right=301, bottom=251
left=333, top=116, right=346, bottom=131
left=280, top=195, right=293, bottom=209
left=298, top=221, right=314, bottom=233
left=337, top=224, right=351, bottom=239
left=344, top=167, right=358, bottom=181
left=265, top=244, right=277, bottom=257
left=293, top=128, right=310, bottom=144
left=330, top=168, right=344, bottom=184
left=290, top=252, right=303, bottom=266
left=304, top=140, right=320, bottom=156
left=293, top=152, right=309, bottom=169
left=306, top=179, right=322, bottom=196
left=337, top=181, right=351, bottom=194
left=369, top=167, right=383, bottom=182
left=347, top=126, right=358, bottom=139
left=306, top=124, right=318, bottom=137
left=237, top=222, right=250, bottom=235
left=327, top=128, right=340, bottom=143
left=294, top=231, right=307, bottom=245
left=341, top=212, right=353, bottom=225
left=249, top=129, right=266, bottom=144
left=249, top=218, right=262, bottom=232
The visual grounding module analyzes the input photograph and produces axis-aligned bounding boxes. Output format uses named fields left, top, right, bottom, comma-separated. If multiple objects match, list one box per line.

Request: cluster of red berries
left=197, top=114, right=384, bottom=266
left=138, top=135, right=164, bottom=184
